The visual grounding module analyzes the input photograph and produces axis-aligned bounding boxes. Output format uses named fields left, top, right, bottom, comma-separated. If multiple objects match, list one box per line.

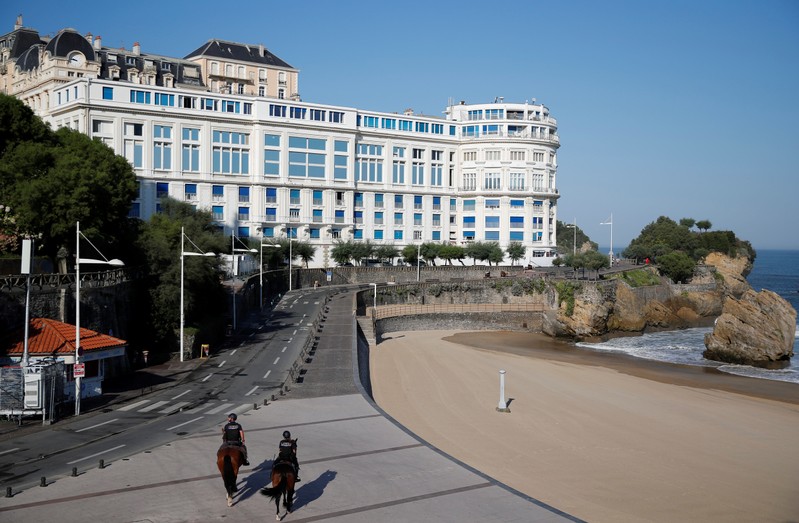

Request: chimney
left=404, top=108, right=414, bottom=116
left=94, top=35, right=102, bottom=50
left=259, top=44, right=264, bottom=57
left=132, top=42, right=141, bottom=56
left=85, top=32, right=93, bottom=45
left=14, top=15, right=22, bottom=30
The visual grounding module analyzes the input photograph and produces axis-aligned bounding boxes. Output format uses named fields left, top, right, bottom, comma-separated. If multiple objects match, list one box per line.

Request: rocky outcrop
left=703, top=252, right=752, bottom=298
left=703, top=290, right=796, bottom=365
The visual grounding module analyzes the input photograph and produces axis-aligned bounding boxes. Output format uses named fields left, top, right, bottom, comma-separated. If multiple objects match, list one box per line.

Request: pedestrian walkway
left=0, top=288, right=583, bottom=522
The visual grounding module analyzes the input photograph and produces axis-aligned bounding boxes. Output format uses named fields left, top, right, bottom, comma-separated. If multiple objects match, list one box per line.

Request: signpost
left=73, top=363, right=85, bottom=378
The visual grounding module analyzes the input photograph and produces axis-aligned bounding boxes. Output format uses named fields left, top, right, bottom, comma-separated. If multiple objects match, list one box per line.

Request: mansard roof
left=96, top=47, right=205, bottom=88
left=8, top=27, right=42, bottom=59
left=15, top=43, right=42, bottom=71
left=43, top=28, right=95, bottom=61
left=184, top=39, right=294, bottom=69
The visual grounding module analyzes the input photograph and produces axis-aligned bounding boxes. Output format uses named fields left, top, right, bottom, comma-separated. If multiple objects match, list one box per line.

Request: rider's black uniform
left=222, top=418, right=249, bottom=465
left=278, top=437, right=300, bottom=480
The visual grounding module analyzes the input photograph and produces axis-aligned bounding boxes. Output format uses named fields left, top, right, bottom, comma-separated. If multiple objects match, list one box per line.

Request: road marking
left=245, top=386, right=259, bottom=396
left=166, top=417, right=203, bottom=431
left=0, top=447, right=19, bottom=456
left=184, top=403, right=214, bottom=413
left=139, top=400, right=169, bottom=413
left=202, top=373, right=213, bottom=382
left=160, top=401, right=190, bottom=414
left=273, top=357, right=280, bottom=364
left=263, top=370, right=271, bottom=379
left=281, top=346, right=287, bottom=353
left=117, top=400, right=150, bottom=412
left=293, top=329, right=298, bottom=335
left=76, top=418, right=119, bottom=433
left=206, top=402, right=235, bottom=415
left=239, top=341, right=246, bottom=347
left=218, top=360, right=226, bottom=368
left=67, top=444, right=126, bottom=465
left=171, top=390, right=191, bottom=400
left=230, top=349, right=237, bottom=355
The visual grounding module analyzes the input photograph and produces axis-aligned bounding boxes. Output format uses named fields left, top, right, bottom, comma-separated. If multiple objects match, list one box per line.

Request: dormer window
left=161, top=62, right=171, bottom=71
left=126, top=56, right=136, bottom=66
left=107, top=54, right=117, bottom=63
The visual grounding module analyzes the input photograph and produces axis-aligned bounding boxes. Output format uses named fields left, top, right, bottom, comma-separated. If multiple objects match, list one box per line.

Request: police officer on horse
left=222, top=413, right=249, bottom=466
left=277, top=430, right=300, bottom=481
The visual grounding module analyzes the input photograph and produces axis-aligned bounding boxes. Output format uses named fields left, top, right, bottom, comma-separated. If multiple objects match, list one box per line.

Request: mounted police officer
left=222, top=413, right=249, bottom=466
left=277, top=430, right=300, bottom=481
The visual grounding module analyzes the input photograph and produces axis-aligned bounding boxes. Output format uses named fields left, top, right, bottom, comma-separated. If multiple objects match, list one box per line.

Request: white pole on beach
left=498, top=370, right=508, bottom=411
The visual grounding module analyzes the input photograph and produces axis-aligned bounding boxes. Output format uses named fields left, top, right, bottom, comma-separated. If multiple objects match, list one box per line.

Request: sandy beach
left=370, top=330, right=799, bottom=523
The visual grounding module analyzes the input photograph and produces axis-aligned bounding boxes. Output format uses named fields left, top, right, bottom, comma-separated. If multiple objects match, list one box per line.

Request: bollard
left=99, top=459, right=105, bottom=469
left=271, top=394, right=276, bottom=401
left=5, top=486, right=12, bottom=498
left=72, top=467, right=78, bottom=477
left=40, top=477, right=46, bottom=487
left=497, top=370, right=510, bottom=413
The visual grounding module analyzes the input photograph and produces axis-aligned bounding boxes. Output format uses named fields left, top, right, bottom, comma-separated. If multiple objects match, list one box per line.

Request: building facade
left=1, top=18, right=560, bottom=268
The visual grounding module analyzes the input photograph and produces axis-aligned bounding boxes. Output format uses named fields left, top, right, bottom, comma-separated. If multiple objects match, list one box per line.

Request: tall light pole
left=565, top=220, right=576, bottom=256
left=260, top=241, right=279, bottom=310
left=231, top=232, right=256, bottom=331
left=600, top=214, right=614, bottom=266
left=75, top=221, right=124, bottom=415
left=370, top=283, right=378, bottom=310
left=181, top=226, right=215, bottom=362
left=416, top=242, right=421, bottom=282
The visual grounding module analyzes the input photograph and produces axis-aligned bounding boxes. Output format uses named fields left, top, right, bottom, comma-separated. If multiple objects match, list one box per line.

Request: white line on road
left=160, top=401, right=191, bottom=414
left=0, top=447, right=19, bottom=456
left=273, top=357, right=280, bottom=364
left=166, top=417, right=204, bottom=431
left=263, top=370, right=271, bottom=379
left=139, top=400, right=169, bottom=413
left=281, top=346, right=287, bottom=353
left=230, top=349, right=237, bottom=355
left=239, top=341, right=246, bottom=347
left=76, top=418, right=119, bottom=433
left=206, top=402, right=235, bottom=415
left=171, top=390, right=191, bottom=400
left=218, top=360, right=226, bottom=368
left=67, top=444, right=126, bottom=465
left=202, top=373, right=213, bottom=382
left=117, top=400, right=150, bottom=412
left=293, top=329, right=297, bottom=335
left=245, top=386, right=259, bottom=396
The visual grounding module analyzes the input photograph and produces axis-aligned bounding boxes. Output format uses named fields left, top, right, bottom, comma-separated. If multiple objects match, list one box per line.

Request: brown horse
left=260, top=460, right=296, bottom=520
left=217, top=444, right=244, bottom=507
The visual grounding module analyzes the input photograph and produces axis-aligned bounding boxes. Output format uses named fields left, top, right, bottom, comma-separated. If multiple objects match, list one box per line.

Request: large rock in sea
left=703, top=289, right=797, bottom=365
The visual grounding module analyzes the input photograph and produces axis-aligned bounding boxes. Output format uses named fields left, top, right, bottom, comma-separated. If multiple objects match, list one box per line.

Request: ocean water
left=577, top=249, right=799, bottom=384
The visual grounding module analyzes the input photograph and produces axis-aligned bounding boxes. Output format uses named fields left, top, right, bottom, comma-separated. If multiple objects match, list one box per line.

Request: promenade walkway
left=0, top=289, right=582, bottom=522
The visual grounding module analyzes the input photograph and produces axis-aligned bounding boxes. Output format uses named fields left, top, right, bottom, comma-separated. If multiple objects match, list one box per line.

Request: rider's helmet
left=283, top=430, right=291, bottom=439
left=228, top=413, right=237, bottom=420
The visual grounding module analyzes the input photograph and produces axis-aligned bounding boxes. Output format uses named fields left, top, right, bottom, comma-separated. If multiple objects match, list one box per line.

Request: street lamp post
left=565, top=219, right=577, bottom=255
left=370, top=283, right=377, bottom=311
left=417, top=243, right=421, bottom=282
left=259, top=241, right=280, bottom=310
left=230, top=233, right=257, bottom=331
left=75, top=221, right=124, bottom=416
left=600, top=214, right=614, bottom=266
left=180, top=226, right=215, bottom=363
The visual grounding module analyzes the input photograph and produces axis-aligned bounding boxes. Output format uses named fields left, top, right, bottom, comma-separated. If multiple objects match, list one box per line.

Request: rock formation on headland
left=703, top=289, right=797, bottom=366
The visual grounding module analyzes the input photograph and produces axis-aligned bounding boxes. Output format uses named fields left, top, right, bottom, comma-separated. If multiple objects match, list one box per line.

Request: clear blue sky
left=4, top=0, right=798, bottom=250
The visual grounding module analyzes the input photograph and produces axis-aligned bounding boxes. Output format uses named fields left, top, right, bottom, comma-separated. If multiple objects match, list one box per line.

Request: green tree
left=136, top=198, right=227, bottom=353
left=487, top=242, right=504, bottom=266
left=438, top=244, right=465, bottom=265
left=330, top=240, right=354, bottom=265
left=506, top=241, right=525, bottom=265
left=622, top=216, right=698, bottom=262
left=350, top=240, right=374, bottom=265
left=0, top=94, right=54, bottom=158
left=373, top=244, right=399, bottom=264
left=695, top=220, right=712, bottom=233
left=583, top=250, right=610, bottom=279
left=419, top=242, right=441, bottom=265
left=401, top=244, right=420, bottom=265
left=657, top=251, right=696, bottom=283
left=0, top=126, right=137, bottom=266
left=556, top=220, right=596, bottom=255
left=679, top=218, right=696, bottom=229
left=293, top=241, right=316, bottom=268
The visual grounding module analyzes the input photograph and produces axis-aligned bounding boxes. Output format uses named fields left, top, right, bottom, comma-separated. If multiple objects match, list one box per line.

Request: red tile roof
left=2, top=318, right=127, bottom=357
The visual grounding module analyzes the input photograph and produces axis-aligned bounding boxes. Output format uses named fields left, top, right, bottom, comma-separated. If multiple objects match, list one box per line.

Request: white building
left=1, top=19, right=560, bottom=267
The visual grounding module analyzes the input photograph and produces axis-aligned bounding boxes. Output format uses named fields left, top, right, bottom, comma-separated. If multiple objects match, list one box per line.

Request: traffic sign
left=73, top=363, right=85, bottom=378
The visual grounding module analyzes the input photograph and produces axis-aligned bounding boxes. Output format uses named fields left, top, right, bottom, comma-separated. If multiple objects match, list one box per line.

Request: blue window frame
left=102, top=87, right=113, bottom=100
left=486, top=216, right=500, bottom=228
left=463, top=216, right=475, bottom=226
left=237, top=226, right=250, bottom=238
left=266, top=187, right=277, bottom=202
left=354, top=192, right=363, bottom=207
left=510, top=231, right=524, bottom=241
left=510, top=216, right=524, bottom=228
left=394, top=194, right=403, bottom=207
left=239, top=186, right=250, bottom=202
left=265, top=208, right=277, bottom=220
left=312, top=209, right=322, bottom=221
left=374, top=193, right=384, bottom=207
left=353, top=229, right=363, bottom=239
left=310, top=228, right=320, bottom=239
left=394, top=230, right=403, bottom=240
left=212, top=206, right=224, bottom=220
left=263, top=227, right=274, bottom=238
left=212, top=185, right=224, bottom=197
left=432, top=231, right=441, bottom=241
left=156, top=182, right=169, bottom=198
left=485, top=231, right=500, bottom=240
left=374, top=229, right=384, bottom=240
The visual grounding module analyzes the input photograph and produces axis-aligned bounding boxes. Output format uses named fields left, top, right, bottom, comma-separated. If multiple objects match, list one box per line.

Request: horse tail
left=223, top=455, right=236, bottom=489
left=260, top=475, right=286, bottom=502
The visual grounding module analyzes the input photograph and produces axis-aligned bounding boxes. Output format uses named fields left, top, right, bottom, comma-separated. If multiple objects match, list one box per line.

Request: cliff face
left=704, top=290, right=796, bottom=365
left=545, top=253, right=745, bottom=339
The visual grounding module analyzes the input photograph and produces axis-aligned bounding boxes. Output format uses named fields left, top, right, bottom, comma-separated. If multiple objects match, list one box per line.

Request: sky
left=3, top=0, right=798, bottom=251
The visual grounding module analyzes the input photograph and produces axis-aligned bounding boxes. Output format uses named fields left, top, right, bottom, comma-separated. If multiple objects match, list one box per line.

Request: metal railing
left=371, top=302, right=545, bottom=321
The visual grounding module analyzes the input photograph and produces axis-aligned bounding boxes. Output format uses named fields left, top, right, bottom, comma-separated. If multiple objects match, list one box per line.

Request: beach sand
left=370, top=330, right=799, bottom=523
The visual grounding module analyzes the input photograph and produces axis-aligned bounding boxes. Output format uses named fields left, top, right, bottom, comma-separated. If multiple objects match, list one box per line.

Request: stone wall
left=377, top=311, right=544, bottom=339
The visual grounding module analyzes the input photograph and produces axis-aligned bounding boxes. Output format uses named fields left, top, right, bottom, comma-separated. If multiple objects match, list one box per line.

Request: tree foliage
left=0, top=98, right=137, bottom=266
left=657, top=251, right=696, bottom=283
left=506, top=241, right=525, bottom=265
left=136, top=199, right=228, bottom=352
left=556, top=220, right=596, bottom=255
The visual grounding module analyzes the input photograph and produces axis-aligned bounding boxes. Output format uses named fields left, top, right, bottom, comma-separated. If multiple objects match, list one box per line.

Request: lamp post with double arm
left=231, top=232, right=257, bottom=331
left=75, top=221, right=124, bottom=416
left=180, top=227, right=215, bottom=363
left=260, top=241, right=280, bottom=310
